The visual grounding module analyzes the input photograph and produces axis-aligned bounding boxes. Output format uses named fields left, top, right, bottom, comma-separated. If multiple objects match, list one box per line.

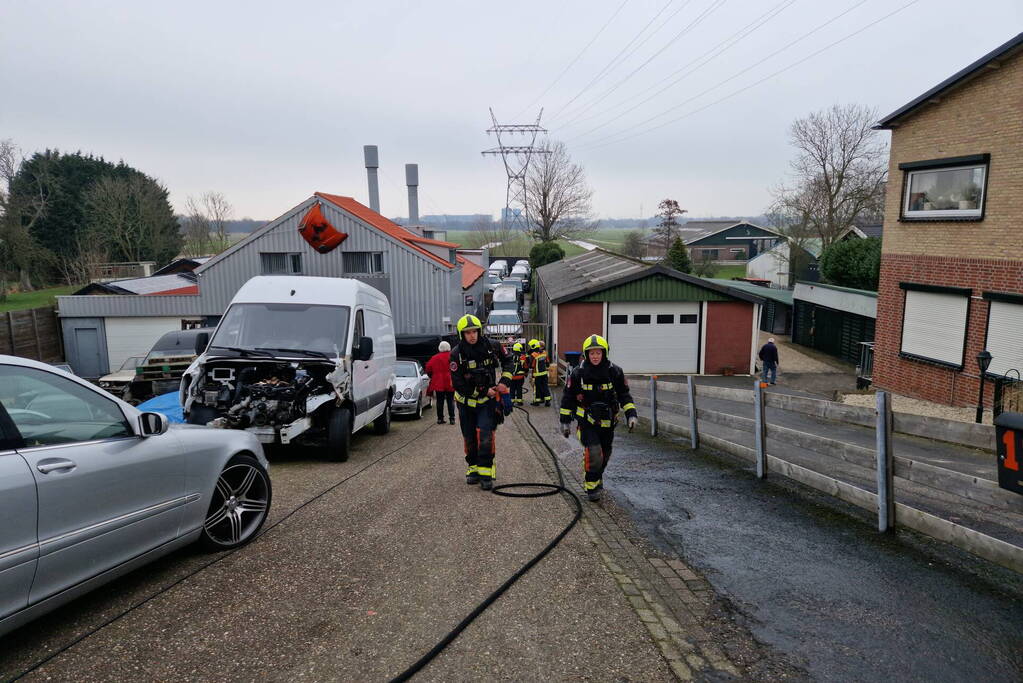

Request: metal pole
left=876, top=390, right=895, bottom=532
left=754, top=379, right=767, bottom=479
left=976, top=376, right=986, bottom=424
left=649, top=375, right=658, bottom=437
left=687, top=375, right=699, bottom=450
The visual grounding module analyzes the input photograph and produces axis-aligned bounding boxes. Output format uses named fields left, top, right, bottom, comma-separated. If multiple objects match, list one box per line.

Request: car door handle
left=36, top=458, right=77, bottom=474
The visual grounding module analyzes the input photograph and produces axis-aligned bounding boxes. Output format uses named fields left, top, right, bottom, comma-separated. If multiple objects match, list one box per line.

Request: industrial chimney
left=364, top=145, right=380, bottom=213
left=405, top=163, right=419, bottom=227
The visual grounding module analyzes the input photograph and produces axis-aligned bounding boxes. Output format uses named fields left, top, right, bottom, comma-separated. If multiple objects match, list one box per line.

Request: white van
left=492, top=284, right=519, bottom=312
left=181, top=276, right=397, bottom=461
left=488, top=260, right=509, bottom=278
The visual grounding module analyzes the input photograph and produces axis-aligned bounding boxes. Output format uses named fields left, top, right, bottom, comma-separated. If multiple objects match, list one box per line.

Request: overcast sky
left=2, top=1, right=1020, bottom=222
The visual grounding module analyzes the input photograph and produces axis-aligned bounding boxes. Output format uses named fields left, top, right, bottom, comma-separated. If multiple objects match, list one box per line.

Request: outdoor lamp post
left=976, top=350, right=993, bottom=423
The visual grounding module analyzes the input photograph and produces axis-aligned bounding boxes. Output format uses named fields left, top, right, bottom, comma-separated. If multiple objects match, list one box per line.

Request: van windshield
left=210, top=303, right=351, bottom=357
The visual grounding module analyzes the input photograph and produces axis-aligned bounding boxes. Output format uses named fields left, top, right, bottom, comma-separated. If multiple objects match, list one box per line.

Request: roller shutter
left=607, top=302, right=700, bottom=373
left=900, top=290, right=969, bottom=367
left=986, top=300, right=1023, bottom=377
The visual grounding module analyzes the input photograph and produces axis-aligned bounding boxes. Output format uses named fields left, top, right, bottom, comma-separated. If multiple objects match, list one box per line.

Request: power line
left=546, top=0, right=681, bottom=121
left=560, top=0, right=795, bottom=138
left=580, top=0, right=919, bottom=150
left=481, top=108, right=550, bottom=234
left=513, top=0, right=632, bottom=120
left=552, top=0, right=728, bottom=130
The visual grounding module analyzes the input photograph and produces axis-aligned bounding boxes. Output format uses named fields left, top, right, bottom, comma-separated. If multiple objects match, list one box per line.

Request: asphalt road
left=597, top=423, right=1023, bottom=681
left=0, top=413, right=672, bottom=682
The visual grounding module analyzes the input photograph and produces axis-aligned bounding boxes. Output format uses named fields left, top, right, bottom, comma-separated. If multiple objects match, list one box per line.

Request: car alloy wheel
left=201, top=454, right=271, bottom=550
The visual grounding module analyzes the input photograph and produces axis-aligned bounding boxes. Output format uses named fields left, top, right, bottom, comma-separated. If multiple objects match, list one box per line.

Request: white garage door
left=607, top=302, right=700, bottom=374
left=105, top=317, right=188, bottom=370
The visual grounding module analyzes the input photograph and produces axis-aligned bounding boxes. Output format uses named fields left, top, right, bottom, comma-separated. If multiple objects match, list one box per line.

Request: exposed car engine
left=185, top=361, right=341, bottom=436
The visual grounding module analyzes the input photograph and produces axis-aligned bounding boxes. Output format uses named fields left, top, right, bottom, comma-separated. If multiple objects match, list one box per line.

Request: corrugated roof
left=795, top=280, right=878, bottom=298
left=75, top=273, right=198, bottom=296
left=316, top=193, right=454, bottom=269
left=876, top=32, right=1023, bottom=129
left=640, top=220, right=782, bottom=246
left=456, top=255, right=485, bottom=289
left=703, top=279, right=793, bottom=305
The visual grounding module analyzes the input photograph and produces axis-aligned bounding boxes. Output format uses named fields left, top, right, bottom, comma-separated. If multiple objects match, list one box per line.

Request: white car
left=0, top=355, right=270, bottom=637
left=98, top=355, right=143, bottom=400
left=181, top=276, right=397, bottom=462
left=390, top=359, right=432, bottom=419
left=485, top=311, right=523, bottom=338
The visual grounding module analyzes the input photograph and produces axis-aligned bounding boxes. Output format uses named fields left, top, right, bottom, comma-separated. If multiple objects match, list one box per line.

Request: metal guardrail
left=856, top=341, right=875, bottom=389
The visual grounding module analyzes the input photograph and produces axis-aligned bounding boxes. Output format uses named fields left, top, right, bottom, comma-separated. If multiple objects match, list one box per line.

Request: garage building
left=534, top=250, right=764, bottom=375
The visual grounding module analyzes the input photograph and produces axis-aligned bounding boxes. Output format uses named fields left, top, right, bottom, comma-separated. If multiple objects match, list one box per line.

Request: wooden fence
left=0, top=307, right=63, bottom=363
left=635, top=379, right=1023, bottom=574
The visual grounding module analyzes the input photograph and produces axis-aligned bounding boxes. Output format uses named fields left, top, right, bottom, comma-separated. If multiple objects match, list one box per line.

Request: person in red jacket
left=425, top=340, right=456, bottom=425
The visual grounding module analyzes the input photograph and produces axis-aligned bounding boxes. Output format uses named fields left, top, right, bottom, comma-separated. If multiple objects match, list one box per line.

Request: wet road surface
left=601, top=425, right=1023, bottom=681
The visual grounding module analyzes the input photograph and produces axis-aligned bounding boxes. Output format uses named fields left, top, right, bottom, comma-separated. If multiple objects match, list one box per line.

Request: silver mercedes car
left=0, top=355, right=272, bottom=637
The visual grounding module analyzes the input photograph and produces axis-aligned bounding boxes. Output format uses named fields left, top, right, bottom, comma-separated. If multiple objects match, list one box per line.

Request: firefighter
left=559, top=334, right=637, bottom=502
left=450, top=314, right=514, bottom=490
left=529, top=339, right=552, bottom=407
left=509, top=341, right=531, bottom=406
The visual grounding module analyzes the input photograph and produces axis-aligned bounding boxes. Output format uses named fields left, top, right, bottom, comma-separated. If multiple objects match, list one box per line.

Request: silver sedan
left=0, top=355, right=272, bottom=637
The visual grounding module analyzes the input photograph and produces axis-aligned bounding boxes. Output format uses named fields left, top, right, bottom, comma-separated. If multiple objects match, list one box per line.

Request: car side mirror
left=194, top=332, right=210, bottom=355
left=356, top=336, right=374, bottom=361
left=139, top=412, right=169, bottom=437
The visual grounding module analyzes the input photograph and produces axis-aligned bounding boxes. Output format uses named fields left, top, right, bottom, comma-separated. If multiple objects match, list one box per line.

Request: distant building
left=642, top=221, right=783, bottom=262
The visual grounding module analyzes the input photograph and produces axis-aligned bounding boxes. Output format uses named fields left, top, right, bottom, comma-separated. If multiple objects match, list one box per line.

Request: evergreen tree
left=818, top=237, right=881, bottom=291
left=529, top=240, right=565, bottom=269
left=665, top=237, right=692, bottom=274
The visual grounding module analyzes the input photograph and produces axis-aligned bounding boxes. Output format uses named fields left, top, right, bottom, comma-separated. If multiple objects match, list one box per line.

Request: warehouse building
left=534, top=249, right=764, bottom=375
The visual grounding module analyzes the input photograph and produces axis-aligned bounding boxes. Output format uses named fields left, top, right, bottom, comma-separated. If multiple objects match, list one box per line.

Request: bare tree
left=771, top=104, right=888, bottom=249
left=621, top=229, right=645, bottom=258
left=183, top=191, right=233, bottom=256
left=523, top=141, right=594, bottom=242
left=84, top=175, right=180, bottom=265
left=0, top=139, right=50, bottom=290
left=651, top=198, right=687, bottom=253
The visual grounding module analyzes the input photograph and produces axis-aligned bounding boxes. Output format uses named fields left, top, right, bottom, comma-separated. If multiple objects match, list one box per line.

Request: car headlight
left=403, top=388, right=413, bottom=399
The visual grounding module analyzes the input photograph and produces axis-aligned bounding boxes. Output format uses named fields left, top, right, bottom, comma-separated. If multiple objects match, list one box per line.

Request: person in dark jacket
left=425, top=341, right=455, bottom=425
left=559, top=334, right=637, bottom=502
left=529, top=339, right=551, bottom=407
left=508, top=341, right=531, bottom=406
left=758, top=337, right=779, bottom=385
left=450, top=314, right=514, bottom=491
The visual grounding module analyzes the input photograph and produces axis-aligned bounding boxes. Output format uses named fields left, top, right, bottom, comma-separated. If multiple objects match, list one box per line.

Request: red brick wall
left=705, top=301, right=754, bottom=374
left=556, top=302, right=603, bottom=361
left=873, top=253, right=1023, bottom=406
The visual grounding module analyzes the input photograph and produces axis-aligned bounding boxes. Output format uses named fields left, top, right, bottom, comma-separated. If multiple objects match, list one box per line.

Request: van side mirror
left=194, top=332, right=210, bottom=355
left=139, top=412, right=169, bottom=437
left=356, top=336, right=374, bottom=361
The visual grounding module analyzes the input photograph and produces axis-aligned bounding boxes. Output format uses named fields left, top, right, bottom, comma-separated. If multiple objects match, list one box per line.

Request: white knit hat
left=439, top=341, right=451, bottom=352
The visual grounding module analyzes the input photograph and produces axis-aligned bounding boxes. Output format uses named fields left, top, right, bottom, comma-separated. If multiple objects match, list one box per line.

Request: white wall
left=794, top=283, right=877, bottom=319
left=105, top=317, right=188, bottom=370
left=746, top=243, right=790, bottom=288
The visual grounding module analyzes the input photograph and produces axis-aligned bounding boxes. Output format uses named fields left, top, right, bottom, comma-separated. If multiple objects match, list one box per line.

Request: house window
left=702, top=249, right=719, bottom=260
left=260, top=252, right=302, bottom=274
left=610, top=314, right=628, bottom=324
left=679, top=314, right=698, bottom=324
left=729, top=248, right=744, bottom=255
left=899, top=283, right=970, bottom=368
left=633, top=315, right=651, bottom=324
left=983, top=293, right=1023, bottom=377
left=900, top=154, right=988, bottom=220
left=343, top=252, right=384, bottom=274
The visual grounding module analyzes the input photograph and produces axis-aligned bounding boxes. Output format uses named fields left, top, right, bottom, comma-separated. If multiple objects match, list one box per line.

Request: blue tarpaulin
left=136, top=391, right=185, bottom=423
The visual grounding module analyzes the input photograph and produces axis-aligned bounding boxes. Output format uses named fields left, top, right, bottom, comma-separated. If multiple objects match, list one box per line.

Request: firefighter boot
left=466, top=465, right=480, bottom=485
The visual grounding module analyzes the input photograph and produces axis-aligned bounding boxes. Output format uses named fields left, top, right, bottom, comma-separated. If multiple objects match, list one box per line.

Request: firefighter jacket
left=559, top=358, right=637, bottom=428
left=450, top=336, right=513, bottom=407
left=531, top=350, right=549, bottom=376
left=510, top=351, right=531, bottom=380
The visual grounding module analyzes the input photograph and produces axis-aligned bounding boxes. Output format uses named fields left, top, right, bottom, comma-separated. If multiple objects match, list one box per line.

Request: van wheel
left=373, top=397, right=392, bottom=435
left=326, top=406, right=352, bottom=462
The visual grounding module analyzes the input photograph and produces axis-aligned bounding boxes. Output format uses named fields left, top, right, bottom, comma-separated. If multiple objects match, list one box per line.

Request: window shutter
left=900, top=290, right=968, bottom=366
left=986, top=301, right=1023, bottom=376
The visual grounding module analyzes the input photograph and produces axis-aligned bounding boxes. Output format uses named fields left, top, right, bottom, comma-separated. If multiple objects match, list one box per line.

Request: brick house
left=872, top=32, right=1023, bottom=408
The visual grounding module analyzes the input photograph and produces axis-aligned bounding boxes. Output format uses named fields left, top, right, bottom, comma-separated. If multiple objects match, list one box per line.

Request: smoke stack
left=364, top=145, right=380, bottom=213
left=405, top=163, right=419, bottom=226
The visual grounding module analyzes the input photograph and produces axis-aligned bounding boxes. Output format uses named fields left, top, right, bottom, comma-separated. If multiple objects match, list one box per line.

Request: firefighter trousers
left=457, top=402, right=497, bottom=480
left=532, top=375, right=551, bottom=405
left=578, top=422, right=615, bottom=491
left=510, top=378, right=525, bottom=405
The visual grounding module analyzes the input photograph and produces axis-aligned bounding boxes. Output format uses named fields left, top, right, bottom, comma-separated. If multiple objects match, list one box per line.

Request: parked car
left=485, top=311, right=523, bottom=338
left=0, top=354, right=271, bottom=638
left=390, top=359, right=431, bottom=419
left=514, top=259, right=530, bottom=270
left=489, top=260, right=509, bottom=278
left=501, top=276, right=525, bottom=296
left=125, top=329, right=216, bottom=405
left=98, top=356, right=143, bottom=400
left=484, top=272, right=503, bottom=293
left=181, top=276, right=397, bottom=462
left=492, top=284, right=520, bottom=313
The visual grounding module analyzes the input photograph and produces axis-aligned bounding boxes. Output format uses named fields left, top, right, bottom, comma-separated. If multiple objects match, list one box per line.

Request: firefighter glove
left=561, top=423, right=571, bottom=438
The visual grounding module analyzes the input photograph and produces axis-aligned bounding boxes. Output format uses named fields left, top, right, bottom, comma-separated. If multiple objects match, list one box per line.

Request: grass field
left=709, top=264, right=747, bottom=279
left=0, top=285, right=77, bottom=313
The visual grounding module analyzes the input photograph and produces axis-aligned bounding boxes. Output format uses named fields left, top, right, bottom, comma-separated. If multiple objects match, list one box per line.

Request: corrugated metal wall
left=58, top=196, right=462, bottom=335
